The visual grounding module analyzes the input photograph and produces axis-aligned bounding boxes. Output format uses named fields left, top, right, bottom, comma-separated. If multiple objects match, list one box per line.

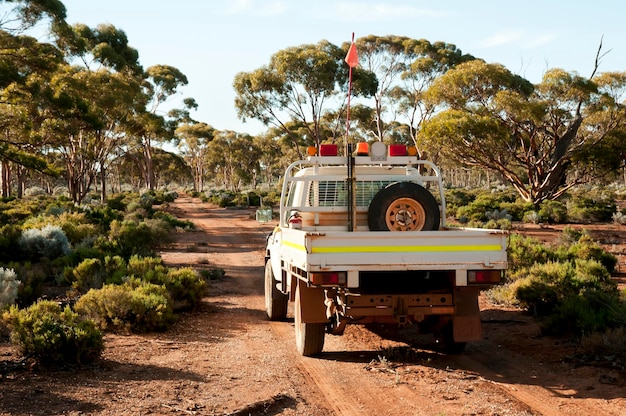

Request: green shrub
left=85, top=204, right=124, bottom=231
left=0, top=267, right=20, bottom=308
left=538, top=200, right=568, bottom=224
left=65, top=258, right=105, bottom=293
left=514, top=259, right=620, bottom=335
left=522, top=211, right=540, bottom=224
left=127, top=256, right=206, bottom=309
left=18, top=225, right=71, bottom=261
left=127, top=255, right=168, bottom=280
left=0, top=224, right=23, bottom=262
left=152, top=211, right=194, bottom=230
left=499, top=200, right=534, bottom=221
left=3, top=300, right=103, bottom=365
left=566, top=189, right=616, bottom=223
left=106, top=194, right=127, bottom=211
left=9, top=262, right=46, bottom=307
left=165, top=268, right=207, bottom=309
left=543, top=289, right=624, bottom=336
left=507, top=233, right=557, bottom=271
left=563, top=235, right=618, bottom=273
left=74, top=281, right=174, bottom=332
left=107, top=218, right=171, bottom=259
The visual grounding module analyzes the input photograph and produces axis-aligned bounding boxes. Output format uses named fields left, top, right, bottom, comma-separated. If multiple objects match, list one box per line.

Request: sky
left=56, top=0, right=626, bottom=136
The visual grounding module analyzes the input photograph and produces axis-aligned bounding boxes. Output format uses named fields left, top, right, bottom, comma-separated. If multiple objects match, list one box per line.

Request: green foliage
left=127, top=256, right=206, bottom=308
left=9, top=262, right=46, bottom=307
left=499, top=200, right=534, bottom=222
left=4, top=300, right=104, bottom=365
left=23, top=212, right=99, bottom=245
left=494, top=225, right=625, bottom=337
left=0, top=224, right=23, bottom=262
left=566, top=189, right=616, bottom=223
left=444, top=188, right=475, bottom=218
left=538, top=200, right=568, bottom=223
left=560, top=233, right=618, bottom=273
left=74, top=281, right=174, bottom=332
left=65, top=258, right=105, bottom=293
left=260, top=190, right=280, bottom=208
left=152, top=210, right=194, bottom=230
left=506, top=233, right=557, bottom=270
left=165, top=268, right=207, bottom=309
left=106, top=194, right=127, bottom=212
left=0, top=267, right=20, bottom=308
left=454, top=189, right=517, bottom=222
left=83, top=204, right=124, bottom=232
left=18, top=225, right=71, bottom=261
left=106, top=218, right=171, bottom=259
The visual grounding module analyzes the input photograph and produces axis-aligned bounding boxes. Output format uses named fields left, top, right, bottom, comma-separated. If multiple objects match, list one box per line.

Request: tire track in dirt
left=163, top=196, right=626, bottom=416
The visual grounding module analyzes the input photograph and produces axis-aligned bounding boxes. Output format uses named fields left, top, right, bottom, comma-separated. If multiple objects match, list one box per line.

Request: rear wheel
left=264, top=261, right=288, bottom=320
left=294, top=284, right=325, bottom=356
left=434, top=321, right=466, bottom=354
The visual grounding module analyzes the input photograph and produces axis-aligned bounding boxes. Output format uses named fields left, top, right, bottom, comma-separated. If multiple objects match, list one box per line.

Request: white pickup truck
left=265, top=142, right=508, bottom=356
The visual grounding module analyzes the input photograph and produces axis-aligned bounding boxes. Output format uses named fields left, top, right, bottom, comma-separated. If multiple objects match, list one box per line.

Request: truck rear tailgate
left=280, top=228, right=508, bottom=271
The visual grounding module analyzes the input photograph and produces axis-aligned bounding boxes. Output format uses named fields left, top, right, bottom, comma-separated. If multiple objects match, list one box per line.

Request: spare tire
left=368, top=182, right=440, bottom=231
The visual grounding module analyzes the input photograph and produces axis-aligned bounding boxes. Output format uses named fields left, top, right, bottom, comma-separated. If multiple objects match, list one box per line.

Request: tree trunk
left=100, top=167, right=107, bottom=202
left=1, top=161, right=9, bottom=197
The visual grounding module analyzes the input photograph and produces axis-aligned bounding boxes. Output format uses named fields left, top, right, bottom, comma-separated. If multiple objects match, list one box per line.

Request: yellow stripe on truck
left=283, top=240, right=502, bottom=253
left=311, top=245, right=502, bottom=253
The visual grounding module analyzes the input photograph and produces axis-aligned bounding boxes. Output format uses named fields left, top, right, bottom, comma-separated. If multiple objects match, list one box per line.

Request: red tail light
left=468, top=270, right=502, bottom=284
left=310, top=272, right=346, bottom=285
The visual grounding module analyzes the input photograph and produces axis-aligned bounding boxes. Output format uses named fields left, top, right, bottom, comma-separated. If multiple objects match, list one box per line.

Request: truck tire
left=264, top=261, right=288, bottom=320
left=434, top=322, right=466, bottom=354
left=368, top=182, right=440, bottom=231
left=294, top=284, right=325, bottom=356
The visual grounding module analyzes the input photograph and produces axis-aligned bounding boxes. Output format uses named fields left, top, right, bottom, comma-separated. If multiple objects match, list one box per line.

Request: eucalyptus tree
left=205, top=131, right=259, bottom=192
left=0, top=0, right=67, bottom=33
left=233, top=40, right=376, bottom=157
left=130, top=64, right=189, bottom=190
left=349, top=35, right=473, bottom=150
left=0, top=31, right=64, bottom=197
left=0, top=0, right=68, bottom=196
left=176, top=122, right=216, bottom=192
left=421, top=59, right=626, bottom=206
left=46, top=23, right=142, bottom=202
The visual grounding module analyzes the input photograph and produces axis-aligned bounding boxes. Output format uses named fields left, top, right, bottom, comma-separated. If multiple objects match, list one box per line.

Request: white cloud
left=480, top=30, right=524, bottom=48
left=223, top=0, right=288, bottom=17
left=524, top=33, right=556, bottom=48
left=333, top=2, right=446, bottom=21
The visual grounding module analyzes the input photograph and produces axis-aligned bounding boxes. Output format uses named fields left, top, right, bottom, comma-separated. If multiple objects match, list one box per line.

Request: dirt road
left=1, top=195, right=625, bottom=415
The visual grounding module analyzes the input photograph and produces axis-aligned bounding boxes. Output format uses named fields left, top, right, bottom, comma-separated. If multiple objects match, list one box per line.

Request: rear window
left=307, top=180, right=395, bottom=207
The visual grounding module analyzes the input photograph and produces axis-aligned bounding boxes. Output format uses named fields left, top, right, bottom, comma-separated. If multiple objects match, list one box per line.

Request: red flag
left=345, top=42, right=358, bottom=68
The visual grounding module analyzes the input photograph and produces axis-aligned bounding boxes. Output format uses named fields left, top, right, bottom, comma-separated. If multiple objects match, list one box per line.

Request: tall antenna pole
left=345, top=32, right=357, bottom=150
left=344, top=33, right=358, bottom=231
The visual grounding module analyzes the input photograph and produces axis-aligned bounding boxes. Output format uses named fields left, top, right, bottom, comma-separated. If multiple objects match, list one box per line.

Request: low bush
left=127, top=256, right=207, bottom=309
left=3, top=300, right=103, bottom=365
left=0, top=224, right=23, bottom=262
left=18, top=225, right=71, bottom=261
left=566, top=189, right=616, bottom=223
left=538, top=200, right=568, bottom=224
left=153, top=211, right=194, bottom=230
left=8, top=262, right=47, bottom=307
left=0, top=267, right=20, bottom=308
left=165, top=268, right=207, bottom=309
left=106, top=218, right=171, bottom=259
left=74, top=280, right=174, bottom=332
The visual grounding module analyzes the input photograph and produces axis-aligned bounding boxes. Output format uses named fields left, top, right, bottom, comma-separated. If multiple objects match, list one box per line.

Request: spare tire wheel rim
left=385, top=197, right=426, bottom=231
